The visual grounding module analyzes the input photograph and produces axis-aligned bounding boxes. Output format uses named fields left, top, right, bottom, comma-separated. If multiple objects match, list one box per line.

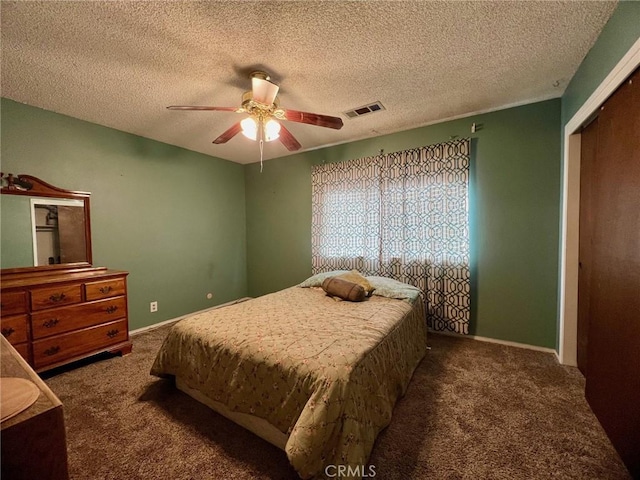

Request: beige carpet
left=43, top=325, right=631, bottom=479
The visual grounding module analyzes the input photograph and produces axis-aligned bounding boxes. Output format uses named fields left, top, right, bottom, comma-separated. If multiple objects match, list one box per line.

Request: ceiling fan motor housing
left=242, top=90, right=279, bottom=110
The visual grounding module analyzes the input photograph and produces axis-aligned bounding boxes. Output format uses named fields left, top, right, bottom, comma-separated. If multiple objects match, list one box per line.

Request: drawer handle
left=1, top=327, right=15, bottom=337
left=44, top=346, right=61, bottom=356
left=99, top=286, right=113, bottom=294
left=49, top=293, right=67, bottom=303
left=43, top=318, right=60, bottom=328
left=106, top=329, right=119, bottom=338
left=106, top=306, right=119, bottom=314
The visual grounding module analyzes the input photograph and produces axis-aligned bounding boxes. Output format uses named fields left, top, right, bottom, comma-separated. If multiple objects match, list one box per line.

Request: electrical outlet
left=150, top=301, right=158, bottom=313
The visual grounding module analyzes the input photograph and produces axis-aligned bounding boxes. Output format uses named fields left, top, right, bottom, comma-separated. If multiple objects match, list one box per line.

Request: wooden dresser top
left=1, top=267, right=128, bottom=290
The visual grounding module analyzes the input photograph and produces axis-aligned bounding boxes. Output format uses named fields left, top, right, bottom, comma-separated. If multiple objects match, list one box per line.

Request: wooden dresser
left=1, top=267, right=132, bottom=372
left=1, top=335, right=69, bottom=479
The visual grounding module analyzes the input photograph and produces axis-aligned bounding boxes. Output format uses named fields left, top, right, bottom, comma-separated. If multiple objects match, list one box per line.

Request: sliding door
left=579, top=67, right=639, bottom=477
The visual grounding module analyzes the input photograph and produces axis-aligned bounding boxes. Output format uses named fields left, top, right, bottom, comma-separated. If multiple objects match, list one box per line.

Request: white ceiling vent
left=344, top=101, right=385, bottom=119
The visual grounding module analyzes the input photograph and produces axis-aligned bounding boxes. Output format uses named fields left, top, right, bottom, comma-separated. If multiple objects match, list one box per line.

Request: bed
left=150, top=273, right=427, bottom=479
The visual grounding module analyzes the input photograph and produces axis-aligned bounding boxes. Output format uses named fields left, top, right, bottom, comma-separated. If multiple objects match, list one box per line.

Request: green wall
left=0, top=98, right=247, bottom=330
left=562, top=1, right=640, bottom=126
left=246, top=99, right=561, bottom=348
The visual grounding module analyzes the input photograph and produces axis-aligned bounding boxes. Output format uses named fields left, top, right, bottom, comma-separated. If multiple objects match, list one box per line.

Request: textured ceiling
left=1, top=1, right=617, bottom=165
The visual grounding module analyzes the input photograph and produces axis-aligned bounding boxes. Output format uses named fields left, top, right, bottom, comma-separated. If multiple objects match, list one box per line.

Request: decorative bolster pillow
left=321, top=277, right=367, bottom=302
left=336, top=269, right=375, bottom=297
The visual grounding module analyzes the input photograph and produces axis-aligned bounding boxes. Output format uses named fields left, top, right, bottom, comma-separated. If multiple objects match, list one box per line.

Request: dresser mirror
left=1, top=174, right=92, bottom=272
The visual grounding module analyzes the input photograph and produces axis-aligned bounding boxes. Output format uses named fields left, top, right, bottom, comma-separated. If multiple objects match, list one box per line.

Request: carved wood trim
left=1, top=173, right=90, bottom=197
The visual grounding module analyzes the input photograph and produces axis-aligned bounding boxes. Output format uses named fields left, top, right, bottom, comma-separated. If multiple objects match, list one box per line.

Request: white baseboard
left=429, top=329, right=557, bottom=355
left=129, top=297, right=253, bottom=336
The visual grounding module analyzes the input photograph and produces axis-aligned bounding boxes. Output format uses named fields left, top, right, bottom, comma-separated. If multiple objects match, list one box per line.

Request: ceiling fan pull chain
left=259, top=119, right=265, bottom=172
left=260, top=138, right=264, bottom=173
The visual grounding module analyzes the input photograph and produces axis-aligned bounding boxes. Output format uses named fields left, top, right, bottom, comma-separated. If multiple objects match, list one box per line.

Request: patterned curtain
left=311, top=138, right=470, bottom=334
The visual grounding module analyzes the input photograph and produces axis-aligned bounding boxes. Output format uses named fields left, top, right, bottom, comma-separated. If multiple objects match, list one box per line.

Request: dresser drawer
left=31, top=296, right=127, bottom=340
left=12, top=342, right=30, bottom=362
left=30, top=284, right=82, bottom=311
left=1, top=291, right=27, bottom=316
left=84, top=278, right=126, bottom=301
left=1, top=314, right=29, bottom=345
left=32, top=319, right=128, bottom=369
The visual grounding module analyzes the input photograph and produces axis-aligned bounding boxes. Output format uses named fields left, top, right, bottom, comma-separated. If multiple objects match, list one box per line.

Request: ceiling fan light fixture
left=250, top=71, right=280, bottom=106
left=241, top=117, right=258, bottom=140
left=264, top=118, right=281, bottom=141
left=241, top=116, right=280, bottom=142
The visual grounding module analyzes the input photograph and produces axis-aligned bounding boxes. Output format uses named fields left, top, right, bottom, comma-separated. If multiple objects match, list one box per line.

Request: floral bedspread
left=150, top=286, right=427, bottom=479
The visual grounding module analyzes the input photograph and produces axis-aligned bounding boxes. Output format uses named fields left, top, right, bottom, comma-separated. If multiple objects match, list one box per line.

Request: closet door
left=582, top=68, right=639, bottom=477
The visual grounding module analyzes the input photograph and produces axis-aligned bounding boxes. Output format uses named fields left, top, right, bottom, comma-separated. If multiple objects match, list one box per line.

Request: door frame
left=559, top=37, right=640, bottom=366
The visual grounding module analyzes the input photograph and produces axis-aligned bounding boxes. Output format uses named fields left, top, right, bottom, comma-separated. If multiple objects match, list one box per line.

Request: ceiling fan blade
left=252, top=77, right=280, bottom=105
left=282, top=109, right=344, bottom=130
left=278, top=123, right=302, bottom=151
left=167, top=106, right=239, bottom=111
left=212, top=122, right=242, bottom=144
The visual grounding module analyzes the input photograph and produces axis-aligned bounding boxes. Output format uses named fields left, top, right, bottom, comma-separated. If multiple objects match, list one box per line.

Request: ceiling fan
left=167, top=71, right=344, bottom=153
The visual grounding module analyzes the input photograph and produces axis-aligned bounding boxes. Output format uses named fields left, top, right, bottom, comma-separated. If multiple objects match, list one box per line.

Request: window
left=311, top=139, right=471, bottom=334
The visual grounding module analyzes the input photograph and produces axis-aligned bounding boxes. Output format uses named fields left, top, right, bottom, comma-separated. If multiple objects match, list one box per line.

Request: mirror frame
left=1, top=173, right=92, bottom=274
